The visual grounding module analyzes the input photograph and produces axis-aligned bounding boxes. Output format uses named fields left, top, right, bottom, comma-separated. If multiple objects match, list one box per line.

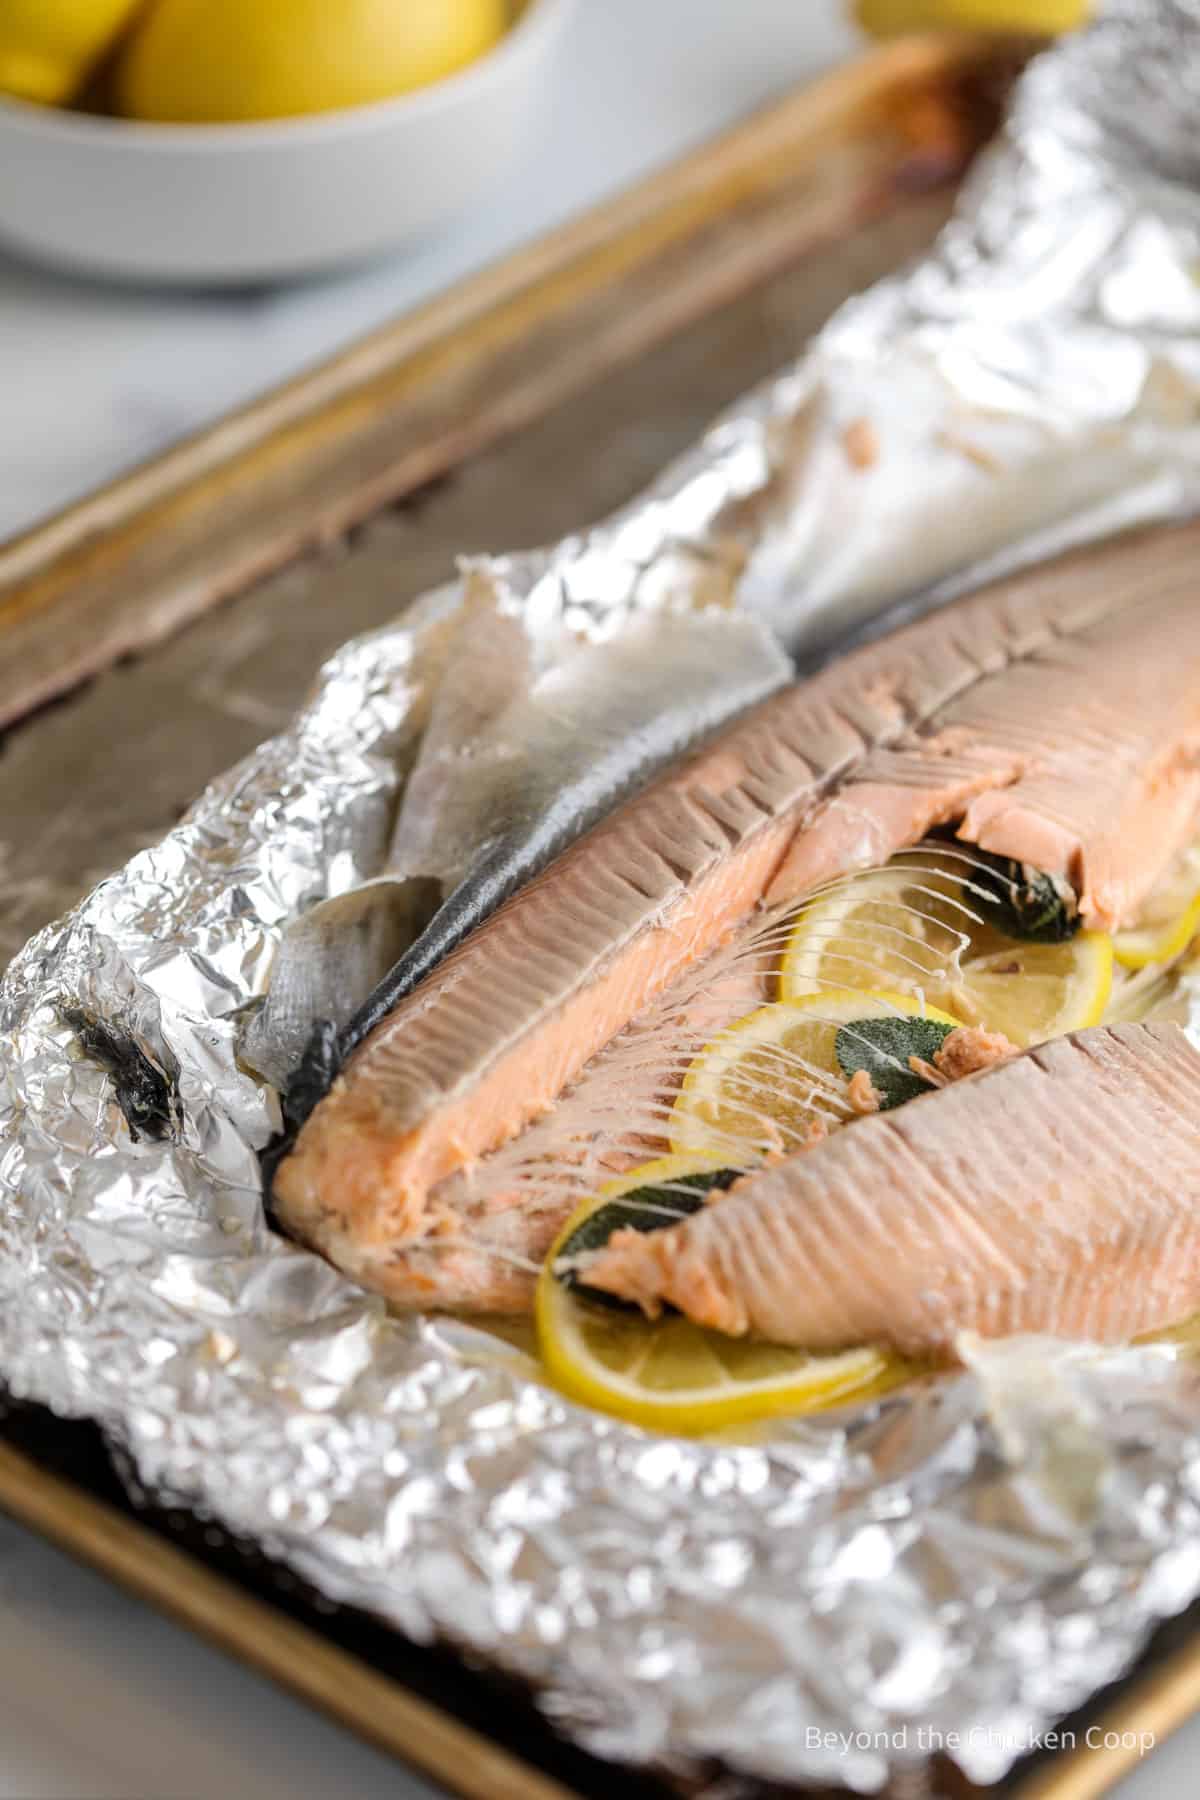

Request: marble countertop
left=0, top=4, right=1196, bottom=1796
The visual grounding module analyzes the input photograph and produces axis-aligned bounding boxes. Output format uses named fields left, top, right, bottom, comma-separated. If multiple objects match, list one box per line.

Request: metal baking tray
left=2, top=36, right=1192, bottom=1800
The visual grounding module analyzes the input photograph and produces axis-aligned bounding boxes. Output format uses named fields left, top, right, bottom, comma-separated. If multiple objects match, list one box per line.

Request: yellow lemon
left=778, top=849, right=972, bottom=1003
left=117, top=0, right=509, bottom=125
left=780, top=860, right=1113, bottom=1050
left=1113, top=844, right=1200, bottom=970
left=0, top=0, right=144, bottom=106
left=536, top=1157, right=904, bottom=1433
left=856, top=0, right=1088, bottom=34
left=930, top=930, right=1113, bottom=1045
left=671, top=988, right=963, bottom=1161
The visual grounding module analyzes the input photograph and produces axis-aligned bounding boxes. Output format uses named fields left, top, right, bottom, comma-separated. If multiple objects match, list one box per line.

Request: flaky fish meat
left=273, top=520, right=1200, bottom=1312
left=582, top=1021, right=1200, bottom=1354
left=255, top=576, right=788, bottom=1140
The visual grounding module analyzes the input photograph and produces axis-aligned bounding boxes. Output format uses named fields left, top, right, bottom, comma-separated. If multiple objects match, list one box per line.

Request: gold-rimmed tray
left=3, top=35, right=1189, bottom=1800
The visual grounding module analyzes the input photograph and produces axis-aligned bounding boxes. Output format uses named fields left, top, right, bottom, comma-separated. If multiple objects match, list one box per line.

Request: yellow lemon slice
left=1113, top=846, right=1200, bottom=970
left=1141, top=1311, right=1200, bottom=1353
left=535, top=1157, right=900, bottom=1434
left=669, top=988, right=962, bottom=1161
left=931, top=932, right=1113, bottom=1046
left=779, top=850, right=974, bottom=1005
left=855, top=0, right=1087, bottom=36
left=781, top=858, right=1112, bottom=1050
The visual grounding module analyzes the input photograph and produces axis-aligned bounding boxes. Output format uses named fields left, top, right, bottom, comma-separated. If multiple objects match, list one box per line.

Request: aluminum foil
left=6, top=5, right=1200, bottom=1792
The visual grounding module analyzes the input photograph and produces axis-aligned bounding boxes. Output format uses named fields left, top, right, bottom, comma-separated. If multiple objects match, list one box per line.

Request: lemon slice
left=669, top=989, right=962, bottom=1160
left=535, top=1157, right=898, bottom=1433
left=932, top=932, right=1113, bottom=1046
left=780, top=857, right=1113, bottom=1049
left=1113, top=846, right=1200, bottom=970
left=780, top=850, right=974, bottom=1004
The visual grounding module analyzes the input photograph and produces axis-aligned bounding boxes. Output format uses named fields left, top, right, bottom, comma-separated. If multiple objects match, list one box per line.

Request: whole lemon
left=117, top=0, right=509, bottom=124
left=0, top=0, right=145, bottom=106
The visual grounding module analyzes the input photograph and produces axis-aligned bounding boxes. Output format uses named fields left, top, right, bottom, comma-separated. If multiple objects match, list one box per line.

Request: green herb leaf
left=558, top=1169, right=740, bottom=1305
left=835, top=1016, right=956, bottom=1111
left=966, top=853, right=1079, bottom=943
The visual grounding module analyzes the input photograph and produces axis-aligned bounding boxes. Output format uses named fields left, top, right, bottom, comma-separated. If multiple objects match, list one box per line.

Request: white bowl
left=0, top=0, right=569, bottom=285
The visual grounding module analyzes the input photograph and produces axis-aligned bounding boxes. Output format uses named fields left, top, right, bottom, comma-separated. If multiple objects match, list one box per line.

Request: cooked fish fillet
left=582, top=1021, right=1200, bottom=1355
left=292, top=919, right=774, bottom=1310
left=274, top=524, right=1200, bottom=1295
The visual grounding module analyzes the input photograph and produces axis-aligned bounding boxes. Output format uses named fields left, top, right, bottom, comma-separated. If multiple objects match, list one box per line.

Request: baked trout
left=273, top=521, right=1200, bottom=1308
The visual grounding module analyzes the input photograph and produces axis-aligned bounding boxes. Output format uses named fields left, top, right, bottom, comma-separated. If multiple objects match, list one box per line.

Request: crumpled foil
left=6, top=5, right=1200, bottom=1792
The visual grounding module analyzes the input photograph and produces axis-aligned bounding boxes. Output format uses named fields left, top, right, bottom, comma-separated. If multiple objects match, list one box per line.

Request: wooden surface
left=0, top=35, right=1009, bottom=734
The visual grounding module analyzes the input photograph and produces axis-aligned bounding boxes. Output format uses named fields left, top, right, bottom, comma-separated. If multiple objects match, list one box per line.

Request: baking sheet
left=5, top=21, right=1200, bottom=1798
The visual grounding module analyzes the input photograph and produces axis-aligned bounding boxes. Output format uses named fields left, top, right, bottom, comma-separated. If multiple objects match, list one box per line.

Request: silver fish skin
left=264, top=586, right=788, bottom=1131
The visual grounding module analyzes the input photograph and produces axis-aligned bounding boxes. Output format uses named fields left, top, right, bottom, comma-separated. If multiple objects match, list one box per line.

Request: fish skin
left=309, top=926, right=775, bottom=1311
left=242, top=878, right=441, bottom=1092
left=273, top=524, right=1200, bottom=1293
left=274, top=602, right=789, bottom=1135
left=581, top=1021, right=1200, bottom=1355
